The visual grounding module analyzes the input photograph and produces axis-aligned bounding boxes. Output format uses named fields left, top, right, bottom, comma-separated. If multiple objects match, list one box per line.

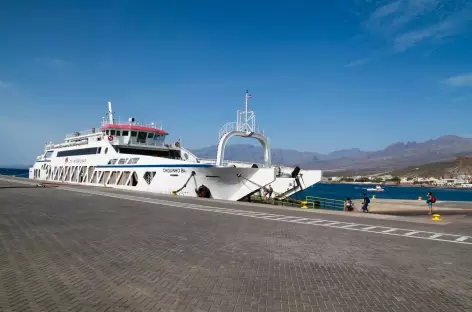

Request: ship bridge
left=99, top=102, right=171, bottom=148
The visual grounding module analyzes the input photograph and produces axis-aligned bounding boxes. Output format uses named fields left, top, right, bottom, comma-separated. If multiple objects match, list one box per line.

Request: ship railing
left=199, top=158, right=295, bottom=172
left=127, top=141, right=166, bottom=148
left=45, top=140, right=88, bottom=150
left=218, top=122, right=266, bottom=140
left=65, top=128, right=99, bottom=139
left=101, top=120, right=163, bottom=130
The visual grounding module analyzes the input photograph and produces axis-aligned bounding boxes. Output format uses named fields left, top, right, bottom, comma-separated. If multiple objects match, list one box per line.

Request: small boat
left=366, top=185, right=385, bottom=192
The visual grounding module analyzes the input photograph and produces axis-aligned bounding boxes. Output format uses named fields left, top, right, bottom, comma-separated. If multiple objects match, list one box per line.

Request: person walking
left=426, top=192, right=436, bottom=215
left=362, top=193, right=370, bottom=213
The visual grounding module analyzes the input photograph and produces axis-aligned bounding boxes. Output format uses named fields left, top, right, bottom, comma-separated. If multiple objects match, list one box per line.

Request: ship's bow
left=195, top=167, right=276, bottom=201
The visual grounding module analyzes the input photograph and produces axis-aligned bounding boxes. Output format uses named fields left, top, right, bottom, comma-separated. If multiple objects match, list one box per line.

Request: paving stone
left=0, top=181, right=471, bottom=311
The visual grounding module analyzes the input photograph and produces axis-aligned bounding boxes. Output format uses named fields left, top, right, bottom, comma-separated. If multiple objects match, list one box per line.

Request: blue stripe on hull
left=96, top=164, right=215, bottom=169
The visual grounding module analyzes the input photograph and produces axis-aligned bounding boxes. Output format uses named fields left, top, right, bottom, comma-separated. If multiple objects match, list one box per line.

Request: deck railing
left=65, top=129, right=99, bottom=139
left=305, top=196, right=345, bottom=211
left=199, top=158, right=295, bottom=172
left=218, top=122, right=266, bottom=140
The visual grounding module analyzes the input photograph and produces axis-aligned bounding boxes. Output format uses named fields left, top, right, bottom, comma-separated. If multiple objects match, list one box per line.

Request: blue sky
left=1, top=0, right=472, bottom=165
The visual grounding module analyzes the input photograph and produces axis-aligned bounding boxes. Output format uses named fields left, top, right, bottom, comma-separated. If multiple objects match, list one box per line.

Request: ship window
left=97, top=147, right=101, bottom=154
left=104, top=147, right=108, bottom=154
left=137, top=132, right=147, bottom=143
left=44, top=151, right=53, bottom=159
left=131, top=131, right=137, bottom=137
left=57, top=147, right=100, bottom=157
left=97, top=137, right=101, bottom=141
left=106, top=130, right=110, bottom=135
left=147, top=132, right=154, bottom=139
left=110, top=130, right=116, bottom=135
left=122, top=130, right=129, bottom=136
left=118, top=158, right=128, bottom=164
left=116, top=130, right=120, bottom=136
left=119, top=148, right=181, bottom=159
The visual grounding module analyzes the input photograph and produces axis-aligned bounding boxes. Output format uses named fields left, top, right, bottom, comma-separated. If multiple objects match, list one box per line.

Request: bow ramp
left=206, top=90, right=323, bottom=200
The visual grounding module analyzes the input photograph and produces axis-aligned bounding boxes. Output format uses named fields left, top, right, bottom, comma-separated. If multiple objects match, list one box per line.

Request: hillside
left=389, top=156, right=472, bottom=178
left=190, top=135, right=472, bottom=172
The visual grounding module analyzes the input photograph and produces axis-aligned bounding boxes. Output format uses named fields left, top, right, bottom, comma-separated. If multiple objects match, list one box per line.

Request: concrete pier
left=0, top=176, right=472, bottom=311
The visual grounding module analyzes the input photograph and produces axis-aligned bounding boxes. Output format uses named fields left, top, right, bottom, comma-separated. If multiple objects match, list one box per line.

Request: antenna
left=108, top=101, right=114, bottom=124
left=245, top=90, right=251, bottom=124
left=237, top=90, right=255, bottom=133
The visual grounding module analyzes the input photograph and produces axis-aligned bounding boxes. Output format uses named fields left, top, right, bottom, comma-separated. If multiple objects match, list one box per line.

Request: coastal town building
left=330, top=174, right=472, bottom=188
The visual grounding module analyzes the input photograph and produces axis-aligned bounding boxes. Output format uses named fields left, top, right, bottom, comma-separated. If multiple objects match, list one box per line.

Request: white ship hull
left=198, top=158, right=322, bottom=198
left=29, top=148, right=276, bottom=201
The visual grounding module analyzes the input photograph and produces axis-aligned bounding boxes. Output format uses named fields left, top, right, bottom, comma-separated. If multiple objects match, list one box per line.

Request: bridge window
left=122, top=130, right=129, bottom=136
left=137, top=132, right=147, bottom=143
left=147, top=132, right=154, bottom=139
left=116, top=130, right=121, bottom=136
left=131, top=131, right=137, bottom=137
left=110, top=130, right=116, bottom=135
left=106, top=130, right=110, bottom=135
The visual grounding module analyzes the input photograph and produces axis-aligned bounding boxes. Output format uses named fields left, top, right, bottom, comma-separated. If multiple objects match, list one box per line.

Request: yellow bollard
left=300, top=201, right=309, bottom=209
left=172, top=191, right=177, bottom=195
left=432, top=214, right=441, bottom=221
left=418, top=196, right=422, bottom=200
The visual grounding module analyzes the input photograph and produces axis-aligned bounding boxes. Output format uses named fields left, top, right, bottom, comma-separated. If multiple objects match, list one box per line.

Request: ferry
left=30, top=92, right=323, bottom=201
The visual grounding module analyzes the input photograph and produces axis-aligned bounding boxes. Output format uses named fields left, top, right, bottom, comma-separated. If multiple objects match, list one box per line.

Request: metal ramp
left=216, top=91, right=271, bottom=168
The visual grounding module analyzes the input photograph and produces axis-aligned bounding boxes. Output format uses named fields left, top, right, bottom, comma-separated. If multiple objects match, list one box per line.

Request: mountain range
left=190, top=135, right=472, bottom=172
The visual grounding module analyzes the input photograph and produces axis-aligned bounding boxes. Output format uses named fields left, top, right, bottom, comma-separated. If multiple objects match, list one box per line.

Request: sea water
left=0, top=168, right=29, bottom=178
left=2, top=168, right=472, bottom=202
left=293, top=183, right=472, bottom=202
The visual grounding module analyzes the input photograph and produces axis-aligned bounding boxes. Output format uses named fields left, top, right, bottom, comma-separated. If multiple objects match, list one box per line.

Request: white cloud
left=50, top=58, right=70, bottom=68
left=0, top=80, right=12, bottom=89
left=391, top=0, right=440, bottom=28
left=443, top=73, right=472, bottom=87
left=393, top=25, right=437, bottom=52
left=361, top=0, right=472, bottom=53
left=393, top=7, right=472, bottom=52
left=371, top=0, right=402, bottom=19
left=34, top=57, right=71, bottom=69
left=345, top=59, right=367, bottom=68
